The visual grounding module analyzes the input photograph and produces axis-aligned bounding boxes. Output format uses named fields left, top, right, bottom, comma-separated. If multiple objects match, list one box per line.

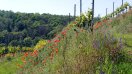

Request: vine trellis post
left=122, top=0, right=124, bottom=13
left=79, top=0, right=82, bottom=28
left=74, top=4, right=76, bottom=19
left=106, top=8, right=108, bottom=18
left=113, top=2, right=115, bottom=17
left=122, top=0, right=124, bottom=6
left=91, top=0, right=94, bottom=32
left=80, top=0, right=82, bottom=15
left=69, top=13, right=71, bottom=23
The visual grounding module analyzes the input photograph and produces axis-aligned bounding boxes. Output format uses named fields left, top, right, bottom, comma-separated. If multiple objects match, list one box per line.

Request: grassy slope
left=18, top=10, right=132, bottom=74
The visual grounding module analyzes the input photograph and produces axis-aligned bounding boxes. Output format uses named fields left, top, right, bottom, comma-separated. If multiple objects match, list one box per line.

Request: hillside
left=0, top=10, right=74, bottom=47
left=16, top=10, right=132, bottom=74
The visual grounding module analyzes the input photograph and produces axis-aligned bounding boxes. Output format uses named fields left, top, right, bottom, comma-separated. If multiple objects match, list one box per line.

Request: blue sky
left=0, top=0, right=132, bottom=17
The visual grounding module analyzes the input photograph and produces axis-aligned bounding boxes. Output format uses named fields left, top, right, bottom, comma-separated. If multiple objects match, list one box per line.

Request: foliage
left=34, top=39, right=47, bottom=50
left=0, top=10, right=74, bottom=47
left=102, top=2, right=131, bottom=20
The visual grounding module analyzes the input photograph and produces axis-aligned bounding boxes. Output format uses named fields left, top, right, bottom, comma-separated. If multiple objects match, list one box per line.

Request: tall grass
left=18, top=10, right=132, bottom=74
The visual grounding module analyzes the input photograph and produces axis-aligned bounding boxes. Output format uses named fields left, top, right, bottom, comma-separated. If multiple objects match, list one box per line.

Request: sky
left=0, top=0, right=132, bottom=17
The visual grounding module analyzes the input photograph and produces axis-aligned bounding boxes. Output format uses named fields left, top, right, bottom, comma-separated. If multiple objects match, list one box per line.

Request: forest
left=0, top=10, right=74, bottom=47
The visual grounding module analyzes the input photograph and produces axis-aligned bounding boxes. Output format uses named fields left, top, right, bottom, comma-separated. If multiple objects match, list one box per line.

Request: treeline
left=0, top=10, right=74, bottom=47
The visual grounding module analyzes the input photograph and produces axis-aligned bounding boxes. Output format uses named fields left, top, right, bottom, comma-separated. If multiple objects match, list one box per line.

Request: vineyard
left=0, top=1, right=132, bottom=74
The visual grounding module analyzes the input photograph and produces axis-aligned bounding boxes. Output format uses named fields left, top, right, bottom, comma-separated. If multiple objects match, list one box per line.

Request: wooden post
left=113, top=2, right=115, bottom=17
left=74, top=4, right=76, bottom=19
left=79, top=0, right=82, bottom=28
left=69, top=13, right=71, bottom=23
left=122, top=0, right=124, bottom=13
left=91, top=0, right=94, bottom=32
left=106, top=8, right=108, bottom=17
left=122, top=0, right=123, bottom=6
left=80, top=0, right=82, bottom=15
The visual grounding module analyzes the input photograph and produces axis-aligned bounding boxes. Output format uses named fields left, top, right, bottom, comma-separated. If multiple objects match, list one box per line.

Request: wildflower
left=42, top=57, right=48, bottom=64
left=34, top=40, right=47, bottom=50
left=21, top=56, right=26, bottom=64
left=21, top=56, right=25, bottom=62
left=57, top=36, right=61, bottom=40
left=31, top=50, right=38, bottom=57
left=61, top=30, right=66, bottom=36
left=24, top=52, right=28, bottom=57
left=94, top=22, right=102, bottom=29
left=54, top=39, right=60, bottom=43
left=55, top=48, right=58, bottom=53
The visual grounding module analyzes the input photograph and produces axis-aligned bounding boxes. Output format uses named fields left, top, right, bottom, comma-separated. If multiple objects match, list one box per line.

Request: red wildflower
left=55, top=48, right=58, bottom=54
left=21, top=56, right=26, bottom=64
left=94, top=21, right=103, bottom=29
left=61, top=30, right=66, bottom=36
left=24, top=52, right=28, bottom=57
left=21, top=56, right=25, bottom=61
left=31, top=50, right=38, bottom=57
left=54, top=39, right=60, bottom=43
left=42, top=57, right=48, bottom=64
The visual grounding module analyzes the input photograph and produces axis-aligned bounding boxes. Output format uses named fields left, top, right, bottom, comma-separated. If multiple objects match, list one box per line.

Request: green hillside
left=0, top=10, right=73, bottom=47
left=16, top=10, right=132, bottom=74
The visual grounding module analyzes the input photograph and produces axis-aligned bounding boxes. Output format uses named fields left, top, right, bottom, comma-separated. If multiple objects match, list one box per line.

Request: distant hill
left=0, top=10, right=74, bottom=47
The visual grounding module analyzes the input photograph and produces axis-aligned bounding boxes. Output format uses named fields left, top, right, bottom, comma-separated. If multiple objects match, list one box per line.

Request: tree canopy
left=0, top=10, right=74, bottom=47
